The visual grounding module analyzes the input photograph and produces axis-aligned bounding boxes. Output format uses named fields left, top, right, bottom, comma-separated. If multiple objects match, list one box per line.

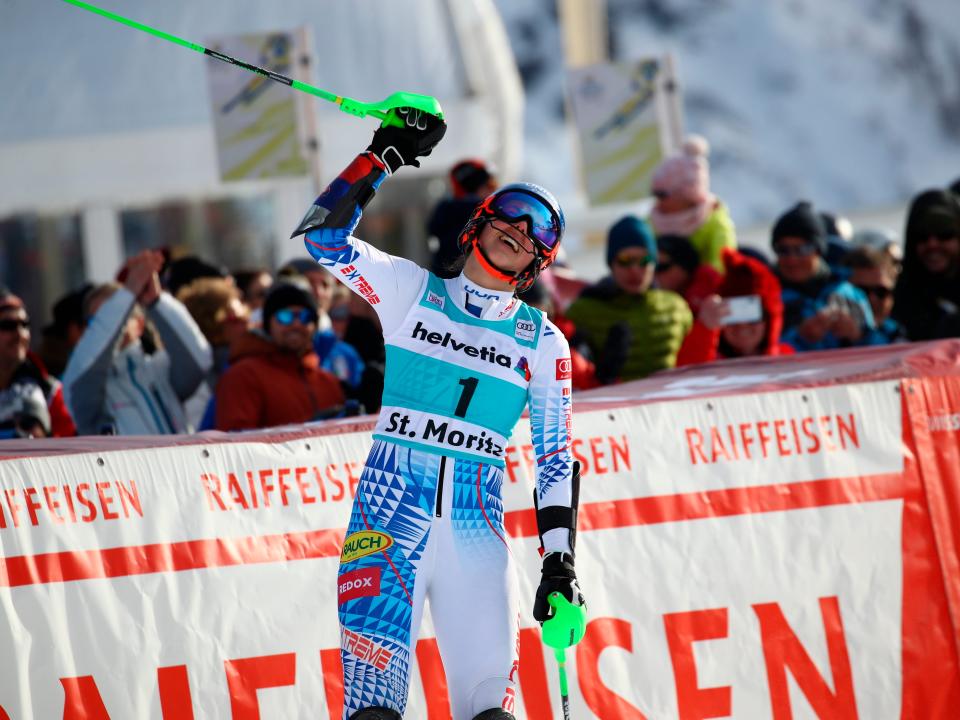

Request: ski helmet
left=457, top=182, right=565, bottom=292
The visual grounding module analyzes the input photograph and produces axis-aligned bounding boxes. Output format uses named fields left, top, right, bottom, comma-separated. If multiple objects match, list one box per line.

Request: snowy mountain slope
left=494, top=0, right=960, bottom=228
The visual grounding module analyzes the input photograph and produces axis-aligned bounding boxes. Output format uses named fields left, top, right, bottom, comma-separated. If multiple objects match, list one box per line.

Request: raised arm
left=292, top=108, right=446, bottom=336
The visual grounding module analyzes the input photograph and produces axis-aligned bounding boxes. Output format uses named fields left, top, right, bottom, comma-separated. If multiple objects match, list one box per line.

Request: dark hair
left=842, top=245, right=897, bottom=279
left=232, top=268, right=271, bottom=297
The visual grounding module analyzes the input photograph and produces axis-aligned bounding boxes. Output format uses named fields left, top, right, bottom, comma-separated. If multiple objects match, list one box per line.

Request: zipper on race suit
left=435, top=456, right=447, bottom=518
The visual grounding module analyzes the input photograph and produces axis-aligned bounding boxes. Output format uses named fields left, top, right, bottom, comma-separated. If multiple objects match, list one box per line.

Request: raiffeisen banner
left=1, top=341, right=959, bottom=719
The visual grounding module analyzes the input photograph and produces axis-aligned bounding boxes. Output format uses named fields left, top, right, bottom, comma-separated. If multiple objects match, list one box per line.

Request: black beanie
left=771, top=201, right=827, bottom=255
left=262, top=281, right=318, bottom=331
left=655, top=234, right=700, bottom=274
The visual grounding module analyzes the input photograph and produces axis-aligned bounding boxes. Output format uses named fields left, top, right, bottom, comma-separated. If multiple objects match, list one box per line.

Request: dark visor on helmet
left=489, top=191, right=561, bottom=250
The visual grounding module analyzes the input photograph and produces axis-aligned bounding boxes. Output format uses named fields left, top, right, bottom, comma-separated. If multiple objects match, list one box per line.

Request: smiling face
left=915, top=232, right=960, bottom=275
left=721, top=319, right=767, bottom=357
left=268, top=305, right=316, bottom=355
left=611, top=247, right=655, bottom=295
left=0, top=304, right=29, bottom=371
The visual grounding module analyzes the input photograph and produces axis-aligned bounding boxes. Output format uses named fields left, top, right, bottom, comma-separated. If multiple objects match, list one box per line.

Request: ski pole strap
left=533, top=461, right=581, bottom=553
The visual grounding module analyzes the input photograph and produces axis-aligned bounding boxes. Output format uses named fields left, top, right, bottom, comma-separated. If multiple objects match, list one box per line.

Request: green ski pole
left=553, top=648, right=572, bottom=720
left=542, top=591, right=587, bottom=720
left=61, top=0, right=443, bottom=128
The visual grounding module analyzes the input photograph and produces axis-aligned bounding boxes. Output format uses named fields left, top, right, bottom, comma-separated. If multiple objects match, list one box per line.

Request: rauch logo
left=341, top=530, right=393, bottom=563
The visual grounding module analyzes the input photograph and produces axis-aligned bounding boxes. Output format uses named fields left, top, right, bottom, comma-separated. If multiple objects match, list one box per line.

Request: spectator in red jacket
left=677, top=250, right=794, bottom=366
left=215, top=281, right=345, bottom=431
left=654, top=234, right=723, bottom=315
left=0, top=289, right=76, bottom=437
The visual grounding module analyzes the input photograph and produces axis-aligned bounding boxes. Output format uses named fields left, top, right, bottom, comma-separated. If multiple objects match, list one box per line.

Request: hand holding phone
left=720, top=295, right=763, bottom=325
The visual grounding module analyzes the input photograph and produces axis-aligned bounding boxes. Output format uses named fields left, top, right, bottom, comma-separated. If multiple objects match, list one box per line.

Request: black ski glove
left=367, top=107, right=447, bottom=173
left=595, top=321, right=631, bottom=385
left=533, top=551, right=585, bottom=623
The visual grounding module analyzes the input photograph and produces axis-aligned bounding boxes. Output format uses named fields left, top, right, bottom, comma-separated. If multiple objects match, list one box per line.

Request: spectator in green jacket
left=649, top=135, right=737, bottom=273
left=566, top=216, right=692, bottom=383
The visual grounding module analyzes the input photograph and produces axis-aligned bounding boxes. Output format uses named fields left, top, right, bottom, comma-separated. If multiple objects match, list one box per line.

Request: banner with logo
left=205, top=31, right=310, bottom=182
left=1, top=343, right=959, bottom=718
left=566, top=58, right=676, bottom=206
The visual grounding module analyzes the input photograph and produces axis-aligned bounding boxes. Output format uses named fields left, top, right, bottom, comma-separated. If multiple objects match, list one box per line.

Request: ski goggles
left=274, top=307, right=317, bottom=326
left=488, top=191, right=562, bottom=250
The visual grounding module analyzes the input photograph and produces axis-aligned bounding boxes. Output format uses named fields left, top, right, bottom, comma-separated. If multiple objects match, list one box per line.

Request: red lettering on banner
left=685, top=414, right=861, bottom=466
left=319, top=648, right=344, bottom=720
left=198, top=463, right=365, bottom=514
left=224, top=653, right=296, bottom=720
left=228, top=473, right=250, bottom=509
left=158, top=665, right=195, bottom=720
left=259, top=469, right=275, bottom=507
left=589, top=437, right=608, bottom=474
left=754, top=597, right=858, bottom=719
left=327, top=465, right=346, bottom=502
left=503, top=436, right=631, bottom=483
left=663, top=609, right=731, bottom=719
left=96, top=482, right=119, bottom=520
left=76, top=483, right=97, bottom=522
left=61, top=676, right=111, bottom=719
left=0, top=481, right=142, bottom=529
left=277, top=467, right=292, bottom=506
left=577, top=617, right=648, bottom=719
left=0, top=704, right=9, bottom=720
left=295, top=467, right=314, bottom=504
left=416, top=638, right=453, bottom=719
left=42, top=485, right=65, bottom=524
left=518, top=627, right=554, bottom=720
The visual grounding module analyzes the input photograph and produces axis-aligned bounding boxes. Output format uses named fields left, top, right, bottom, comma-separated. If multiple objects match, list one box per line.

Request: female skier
left=293, top=108, right=584, bottom=720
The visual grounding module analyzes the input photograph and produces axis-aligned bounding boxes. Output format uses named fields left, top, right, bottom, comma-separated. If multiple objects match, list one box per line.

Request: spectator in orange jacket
left=215, top=281, right=345, bottom=431
left=677, top=250, right=794, bottom=366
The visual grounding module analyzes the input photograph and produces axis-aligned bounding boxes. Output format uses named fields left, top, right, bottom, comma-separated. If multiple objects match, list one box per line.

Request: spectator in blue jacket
left=843, top=246, right=907, bottom=345
left=771, top=202, right=874, bottom=351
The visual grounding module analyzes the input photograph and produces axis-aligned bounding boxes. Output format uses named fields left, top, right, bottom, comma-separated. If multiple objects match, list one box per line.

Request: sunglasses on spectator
left=652, top=189, right=670, bottom=200
left=773, top=243, right=818, bottom=257
left=0, top=318, right=29, bottom=332
left=274, top=308, right=315, bottom=326
left=918, top=232, right=959, bottom=244
left=856, top=285, right=894, bottom=300
left=614, top=255, right=655, bottom=268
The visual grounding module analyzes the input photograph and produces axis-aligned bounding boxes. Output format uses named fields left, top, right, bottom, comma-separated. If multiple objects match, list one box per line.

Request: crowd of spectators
left=1, top=141, right=958, bottom=440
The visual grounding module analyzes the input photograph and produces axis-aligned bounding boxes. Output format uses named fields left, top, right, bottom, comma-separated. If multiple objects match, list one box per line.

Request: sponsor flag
left=566, top=58, right=678, bottom=205
left=206, top=30, right=310, bottom=181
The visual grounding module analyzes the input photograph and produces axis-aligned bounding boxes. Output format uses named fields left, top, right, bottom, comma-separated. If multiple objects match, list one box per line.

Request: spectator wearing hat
left=654, top=234, right=723, bottom=315
left=649, top=136, right=736, bottom=273
left=215, top=281, right=345, bottom=431
left=566, top=215, right=692, bottom=382
left=892, top=189, right=960, bottom=341
left=771, top=201, right=874, bottom=352
left=62, top=250, right=212, bottom=435
left=277, top=258, right=367, bottom=397
left=427, top=159, right=498, bottom=277
left=677, top=250, right=794, bottom=366
left=0, top=289, right=76, bottom=438
left=843, top=246, right=907, bottom=346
